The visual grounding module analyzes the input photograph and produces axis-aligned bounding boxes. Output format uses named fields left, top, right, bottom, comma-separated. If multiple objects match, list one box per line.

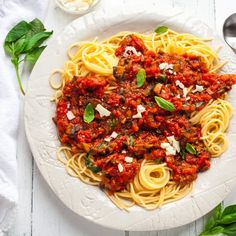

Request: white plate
left=24, top=2, right=236, bottom=231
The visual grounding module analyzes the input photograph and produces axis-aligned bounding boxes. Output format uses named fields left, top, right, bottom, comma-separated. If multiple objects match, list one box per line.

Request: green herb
left=155, top=26, right=168, bottom=34
left=136, top=68, right=146, bottom=87
left=97, top=141, right=106, bottom=149
left=185, top=143, right=197, bottom=155
left=155, top=158, right=163, bottom=164
left=129, top=136, right=135, bottom=146
left=84, top=153, right=101, bottom=173
left=179, top=148, right=186, bottom=160
left=154, top=96, right=175, bottom=111
left=83, top=103, right=94, bottom=123
left=195, top=101, right=205, bottom=108
left=4, top=18, right=53, bottom=95
left=200, top=203, right=236, bottom=236
left=157, top=74, right=167, bottom=83
left=111, top=117, right=116, bottom=129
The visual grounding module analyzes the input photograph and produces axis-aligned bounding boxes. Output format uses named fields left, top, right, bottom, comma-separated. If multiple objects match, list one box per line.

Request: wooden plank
left=32, top=166, right=125, bottom=236
left=8, top=104, right=33, bottom=236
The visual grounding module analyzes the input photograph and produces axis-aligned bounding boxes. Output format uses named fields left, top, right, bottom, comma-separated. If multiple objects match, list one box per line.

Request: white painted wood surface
left=7, top=0, right=236, bottom=235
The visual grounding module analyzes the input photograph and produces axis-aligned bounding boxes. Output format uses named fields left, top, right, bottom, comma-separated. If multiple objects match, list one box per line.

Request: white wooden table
left=8, top=0, right=236, bottom=235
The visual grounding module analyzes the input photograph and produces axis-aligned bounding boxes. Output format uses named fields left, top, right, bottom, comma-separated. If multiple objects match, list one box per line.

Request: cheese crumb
left=125, top=156, right=133, bottom=163
left=132, top=104, right=146, bottom=119
left=159, top=62, right=173, bottom=71
left=167, top=136, right=180, bottom=153
left=123, top=46, right=141, bottom=57
left=104, top=131, right=118, bottom=142
left=118, top=163, right=124, bottom=172
left=192, top=85, right=204, bottom=93
left=176, top=80, right=188, bottom=98
left=66, top=111, right=75, bottom=120
left=121, top=150, right=127, bottom=154
left=95, top=104, right=111, bottom=117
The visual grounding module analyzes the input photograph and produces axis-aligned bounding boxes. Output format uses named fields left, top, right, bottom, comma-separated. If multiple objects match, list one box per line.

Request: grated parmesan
left=125, top=156, right=133, bottom=163
left=132, top=104, right=146, bottom=119
left=66, top=111, right=75, bottom=120
left=123, top=46, right=141, bottom=57
left=104, top=131, right=118, bottom=142
left=118, top=163, right=124, bottom=172
left=95, top=104, right=111, bottom=117
left=192, top=85, right=204, bottom=93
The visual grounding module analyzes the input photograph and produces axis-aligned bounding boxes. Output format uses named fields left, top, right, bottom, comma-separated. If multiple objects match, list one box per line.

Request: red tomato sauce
left=54, top=34, right=236, bottom=192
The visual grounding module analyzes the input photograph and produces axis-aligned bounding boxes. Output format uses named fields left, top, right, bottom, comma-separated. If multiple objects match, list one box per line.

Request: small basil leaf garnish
left=154, top=96, right=175, bottom=111
left=155, top=26, right=168, bottom=34
left=185, top=143, right=197, bottom=155
left=83, top=103, right=94, bottom=123
left=136, top=68, right=146, bottom=88
left=84, top=153, right=101, bottom=173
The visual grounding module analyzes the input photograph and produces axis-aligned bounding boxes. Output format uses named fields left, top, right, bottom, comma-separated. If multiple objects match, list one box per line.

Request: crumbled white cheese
left=166, top=146, right=176, bottom=155
left=175, top=80, right=185, bottom=89
left=186, top=96, right=190, bottom=101
left=161, top=143, right=176, bottom=155
left=125, top=157, right=133, bottom=163
left=176, top=94, right=180, bottom=99
left=118, top=163, right=124, bottom=172
left=66, top=111, right=75, bottom=120
left=121, top=150, right=127, bottom=154
left=95, top=104, right=111, bottom=117
left=123, top=46, right=141, bottom=57
left=132, top=104, right=146, bottom=119
left=183, top=87, right=188, bottom=98
left=192, top=85, right=204, bottom=93
left=159, top=62, right=173, bottom=71
left=110, top=131, right=118, bottom=139
left=104, top=131, right=118, bottom=142
left=167, top=136, right=180, bottom=153
left=176, top=80, right=188, bottom=98
left=104, top=137, right=112, bottom=142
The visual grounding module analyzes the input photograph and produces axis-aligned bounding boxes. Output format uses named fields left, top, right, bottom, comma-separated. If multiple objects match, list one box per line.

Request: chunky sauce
left=54, top=35, right=236, bottom=192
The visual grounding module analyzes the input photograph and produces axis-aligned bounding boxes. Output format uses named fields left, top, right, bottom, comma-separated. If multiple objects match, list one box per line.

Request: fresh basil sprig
left=200, top=203, right=236, bottom=236
left=136, top=68, right=146, bottom=87
left=155, top=26, right=168, bottom=34
left=154, top=96, right=175, bottom=111
left=83, top=103, right=94, bottom=123
left=4, top=18, right=53, bottom=95
left=185, top=143, right=197, bottom=155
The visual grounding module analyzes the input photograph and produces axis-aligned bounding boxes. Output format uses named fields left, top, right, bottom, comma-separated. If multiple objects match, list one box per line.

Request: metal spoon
left=223, top=13, right=236, bottom=53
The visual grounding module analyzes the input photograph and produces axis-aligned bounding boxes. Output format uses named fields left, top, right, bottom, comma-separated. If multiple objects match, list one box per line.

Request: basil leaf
left=84, top=103, right=94, bottom=123
left=84, top=153, right=101, bottom=173
left=24, top=31, right=53, bottom=52
left=179, top=148, right=186, bottom=160
left=199, top=226, right=224, bottom=236
left=25, top=46, right=46, bottom=66
left=29, top=18, right=45, bottom=33
left=4, top=42, right=14, bottom=56
left=214, top=203, right=223, bottom=221
left=157, top=74, right=167, bottom=83
left=13, top=36, right=28, bottom=55
left=5, top=21, right=31, bottom=43
left=222, top=205, right=236, bottom=218
left=220, top=213, right=236, bottom=225
left=155, top=26, right=168, bottom=35
left=204, top=216, right=216, bottom=232
left=136, top=68, right=146, bottom=87
left=223, top=223, right=236, bottom=235
left=154, top=96, right=175, bottom=111
left=185, top=143, right=197, bottom=155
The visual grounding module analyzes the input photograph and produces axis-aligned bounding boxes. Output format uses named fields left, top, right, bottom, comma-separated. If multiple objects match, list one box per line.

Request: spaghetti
left=50, top=28, right=235, bottom=210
